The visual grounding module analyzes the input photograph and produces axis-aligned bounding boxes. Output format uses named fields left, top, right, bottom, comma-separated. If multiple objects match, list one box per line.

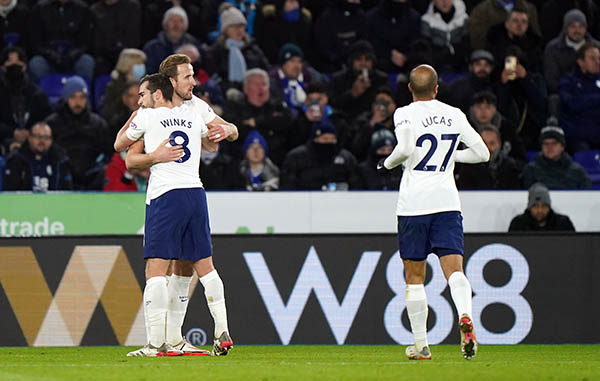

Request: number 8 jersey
left=390, top=99, right=487, bottom=216
left=126, top=100, right=212, bottom=202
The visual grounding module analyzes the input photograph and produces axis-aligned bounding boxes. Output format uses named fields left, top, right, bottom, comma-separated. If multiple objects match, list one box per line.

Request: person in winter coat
left=508, top=182, right=575, bottom=231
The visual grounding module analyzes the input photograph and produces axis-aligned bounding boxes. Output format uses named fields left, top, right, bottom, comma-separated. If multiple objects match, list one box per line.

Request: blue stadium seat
left=440, top=72, right=468, bottom=84
left=3, top=32, right=20, bottom=47
left=388, top=72, right=400, bottom=93
left=93, top=74, right=111, bottom=114
left=573, top=150, right=600, bottom=188
left=38, top=74, right=88, bottom=106
left=526, top=150, right=539, bottom=162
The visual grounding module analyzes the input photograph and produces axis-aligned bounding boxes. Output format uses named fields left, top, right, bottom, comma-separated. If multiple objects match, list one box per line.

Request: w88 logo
left=383, top=243, right=533, bottom=344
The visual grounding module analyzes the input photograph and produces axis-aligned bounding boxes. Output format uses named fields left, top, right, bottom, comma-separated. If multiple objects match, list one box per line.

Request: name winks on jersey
left=160, top=119, right=193, bottom=129
left=422, top=115, right=452, bottom=128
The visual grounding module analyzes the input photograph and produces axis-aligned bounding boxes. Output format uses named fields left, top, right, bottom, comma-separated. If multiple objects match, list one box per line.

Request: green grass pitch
left=0, top=345, right=599, bottom=380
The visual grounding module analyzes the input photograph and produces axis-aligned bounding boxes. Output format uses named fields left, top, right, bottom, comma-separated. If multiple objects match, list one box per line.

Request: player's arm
left=381, top=112, right=416, bottom=170
left=455, top=114, right=490, bottom=164
left=202, top=136, right=219, bottom=152
left=114, top=111, right=139, bottom=152
left=206, top=115, right=239, bottom=143
left=126, top=139, right=184, bottom=169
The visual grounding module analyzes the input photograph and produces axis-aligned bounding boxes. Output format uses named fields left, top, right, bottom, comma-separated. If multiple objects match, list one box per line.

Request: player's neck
left=154, top=100, right=174, bottom=108
left=171, top=96, right=184, bottom=107
left=412, top=96, right=435, bottom=102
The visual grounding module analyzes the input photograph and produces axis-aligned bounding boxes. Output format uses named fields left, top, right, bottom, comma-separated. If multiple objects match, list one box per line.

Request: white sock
left=166, top=274, right=192, bottom=345
left=199, top=270, right=229, bottom=338
left=406, top=284, right=428, bottom=351
left=144, top=276, right=168, bottom=348
left=448, top=271, right=473, bottom=320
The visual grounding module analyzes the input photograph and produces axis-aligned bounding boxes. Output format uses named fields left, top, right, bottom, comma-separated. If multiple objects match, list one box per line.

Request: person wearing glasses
left=2, top=122, right=72, bottom=191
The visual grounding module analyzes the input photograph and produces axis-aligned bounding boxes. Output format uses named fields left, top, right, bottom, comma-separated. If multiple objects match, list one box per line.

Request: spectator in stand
left=102, top=48, right=146, bottom=118
left=90, top=0, right=141, bottom=75
left=175, top=43, right=225, bottom=109
left=544, top=10, right=599, bottom=98
left=239, top=130, right=280, bottom=191
left=356, top=128, right=402, bottom=190
left=498, top=46, right=547, bottom=150
left=349, top=87, right=397, bottom=162
left=0, top=0, right=29, bottom=51
left=508, top=182, right=575, bottom=231
left=469, top=0, right=540, bottom=51
left=143, top=6, right=201, bottom=74
left=204, top=6, right=270, bottom=92
left=312, top=0, right=367, bottom=73
left=268, top=43, right=323, bottom=115
left=468, top=91, right=525, bottom=163
left=280, top=119, right=360, bottom=190
left=420, top=0, right=470, bottom=74
left=485, top=8, right=543, bottom=74
left=456, top=124, right=522, bottom=189
left=559, top=42, right=600, bottom=153
left=255, top=0, right=314, bottom=65
left=3, top=122, right=72, bottom=191
left=27, top=0, right=95, bottom=83
left=45, top=76, right=111, bottom=190
left=200, top=148, right=246, bottom=190
left=205, top=0, right=264, bottom=43
left=103, top=151, right=148, bottom=192
left=540, top=0, right=600, bottom=45
left=222, top=68, right=293, bottom=166
left=328, top=39, right=389, bottom=119
left=106, top=80, right=139, bottom=138
left=446, top=49, right=519, bottom=125
left=0, top=46, right=52, bottom=151
left=522, top=126, right=591, bottom=189
left=288, top=81, right=350, bottom=151
left=142, top=0, right=212, bottom=43
left=365, top=0, right=422, bottom=73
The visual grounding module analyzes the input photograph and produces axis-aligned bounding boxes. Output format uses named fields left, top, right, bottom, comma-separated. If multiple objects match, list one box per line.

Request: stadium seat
left=526, top=150, right=539, bottom=162
left=3, top=32, right=20, bottom=47
left=573, top=150, right=600, bottom=188
left=388, top=72, right=400, bottom=93
left=440, top=72, right=468, bottom=84
left=93, top=74, right=111, bottom=114
left=38, top=74, right=88, bottom=106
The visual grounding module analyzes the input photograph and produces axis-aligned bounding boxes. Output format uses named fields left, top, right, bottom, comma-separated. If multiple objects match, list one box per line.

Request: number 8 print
left=169, top=130, right=191, bottom=163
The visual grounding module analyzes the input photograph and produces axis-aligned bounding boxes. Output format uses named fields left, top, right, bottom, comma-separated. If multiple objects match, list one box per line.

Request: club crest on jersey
left=160, top=119, right=192, bottom=128
left=130, top=121, right=138, bottom=129
left=422, top=115, right=452, bottom=128
left=396, top=119, right=410, bottom=128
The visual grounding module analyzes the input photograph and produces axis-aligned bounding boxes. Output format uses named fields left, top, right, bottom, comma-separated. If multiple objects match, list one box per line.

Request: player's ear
left=407, top=82, right=413, bottom=93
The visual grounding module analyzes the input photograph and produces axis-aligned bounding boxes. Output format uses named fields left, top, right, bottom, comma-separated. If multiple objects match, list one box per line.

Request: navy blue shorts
left=144, top=188, right=213, bottom=261
left=397, top=211, right=464, bottom=261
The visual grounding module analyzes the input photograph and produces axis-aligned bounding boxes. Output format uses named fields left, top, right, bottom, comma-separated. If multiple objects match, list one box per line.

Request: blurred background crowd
left=1, top=0, right=600, bottom=193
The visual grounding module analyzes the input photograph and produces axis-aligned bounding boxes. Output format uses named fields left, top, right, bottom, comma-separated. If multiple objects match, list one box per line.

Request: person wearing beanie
left=521, top=125, right=592, bottom=189
left=205, top=5, right=269, bottom=92
left=143, top=6, right=201, bottom=74
left=508, top=182, right=575, bottom=231
left=544, top=8, right=600, bottom=95
left=254, top=0, right=313, bottom=65
left=328, top=39, right=389, bottom=119
left=239, top=130, right=280, bottom=191
left=45, top=76, right=111, bottom=190
left=268, top=43, right=324, bottom=113
left=280, top=106, right=360, bottom=190
left=540, top=1, right=600, bottom=46
left=348, top=87, right=397, bottom=162
left=356, top=128, right=403, bottom=190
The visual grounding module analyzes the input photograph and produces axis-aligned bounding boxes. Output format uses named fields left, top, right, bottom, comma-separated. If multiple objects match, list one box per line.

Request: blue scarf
left=225, top=38, right=247, bottom=83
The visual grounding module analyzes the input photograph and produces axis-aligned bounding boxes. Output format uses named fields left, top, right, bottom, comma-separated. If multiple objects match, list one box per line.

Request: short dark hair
left=140, top=73, right=174, bottom=102
left=479, top=124, right=501, bottom=141
left=576, top=42, right=600, bottom=61
left=306, top=82, right=328, bottom=95
left=472, top=91, right=497, bottom=106
left=159, top=54, right=191, bottom=79
left=0, top=46, right=27, bottom=65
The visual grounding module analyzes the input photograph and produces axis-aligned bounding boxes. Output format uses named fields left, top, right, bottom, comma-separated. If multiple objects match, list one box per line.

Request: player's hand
left=207, top=123, right=232, bottom=142
left=152, top=138, right=184, bottom=163
left=376, top=158, right=391, bottom=176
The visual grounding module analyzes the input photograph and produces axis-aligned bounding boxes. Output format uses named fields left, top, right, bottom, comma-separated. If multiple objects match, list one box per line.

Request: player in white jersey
left=378, top=65, right=489, bottom=360
left=122, top=55, right=238, bottom=357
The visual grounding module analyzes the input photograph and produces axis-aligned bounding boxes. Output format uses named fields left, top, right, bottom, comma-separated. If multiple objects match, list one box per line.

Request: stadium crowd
left=1, top=0, right=600, bottom=192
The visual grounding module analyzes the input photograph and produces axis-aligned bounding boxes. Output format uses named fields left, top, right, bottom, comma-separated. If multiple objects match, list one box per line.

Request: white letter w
left=244, top=246, right=380, bottom=345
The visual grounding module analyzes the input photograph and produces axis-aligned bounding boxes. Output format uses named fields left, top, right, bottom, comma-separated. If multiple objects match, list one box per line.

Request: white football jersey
left=185, top=95, right=217, bottom=123
left=126, top=102, right=209, bottom=202
left=392, top=99, right=484, bottom=216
